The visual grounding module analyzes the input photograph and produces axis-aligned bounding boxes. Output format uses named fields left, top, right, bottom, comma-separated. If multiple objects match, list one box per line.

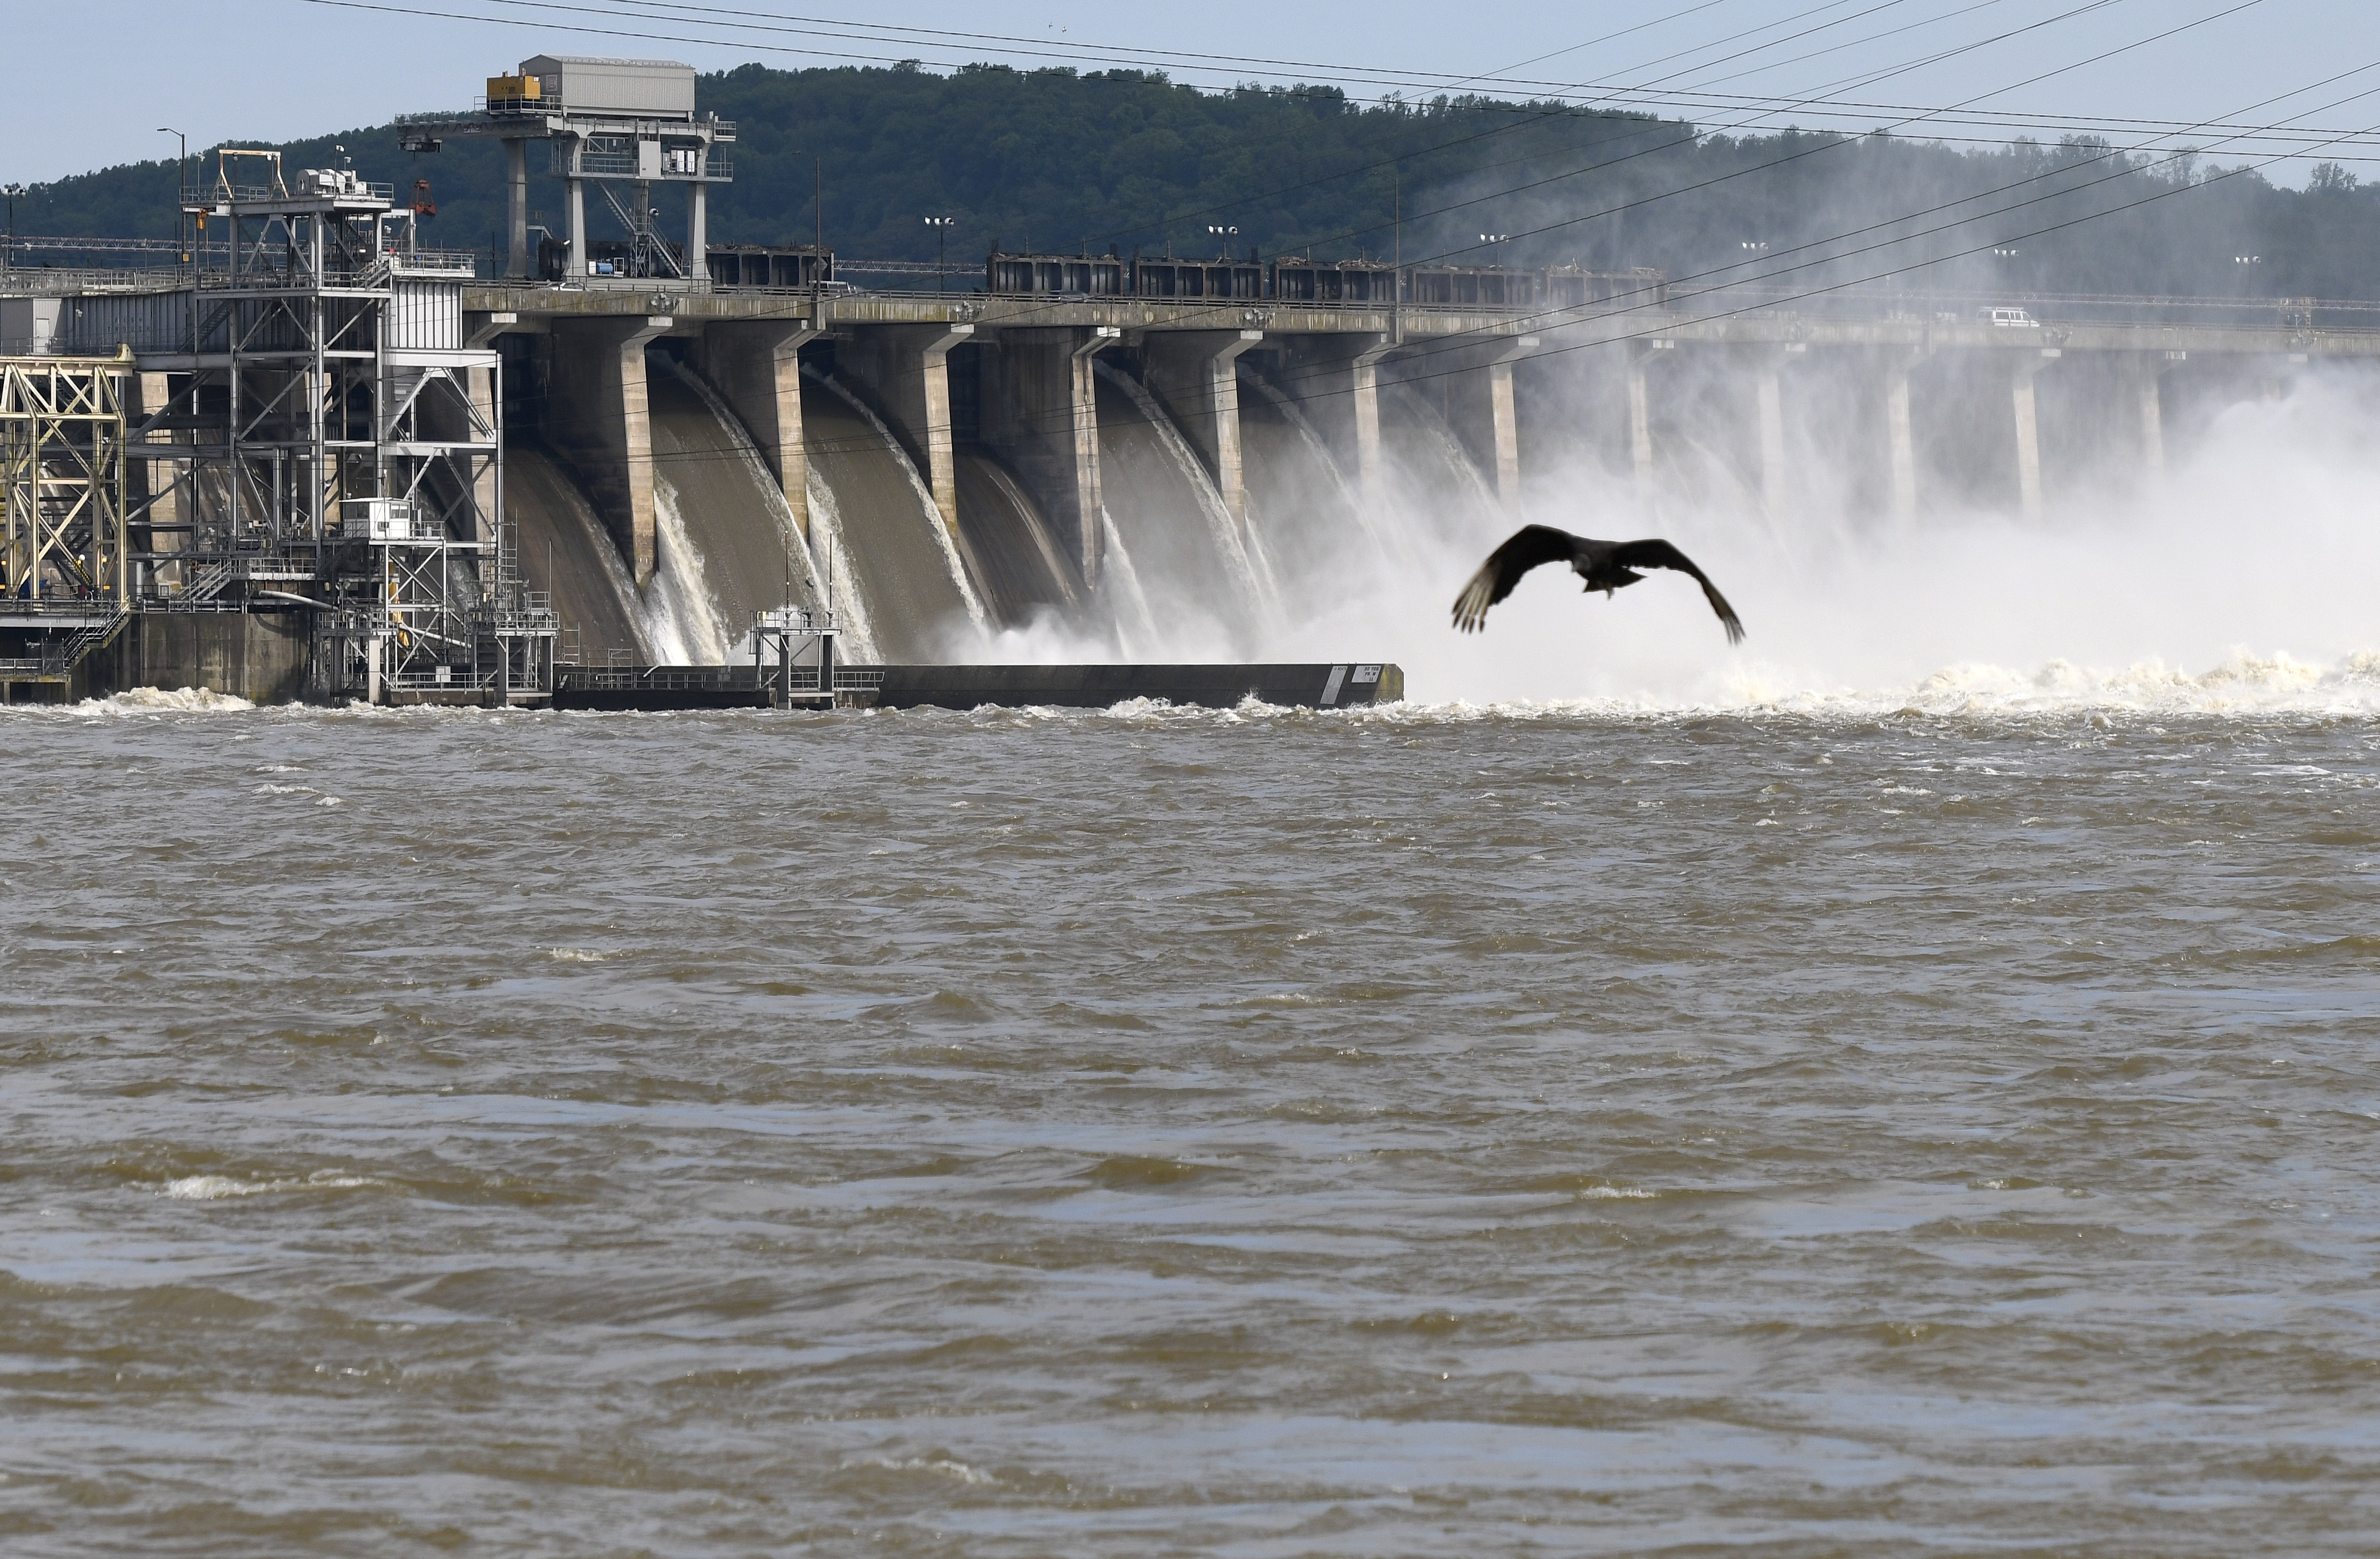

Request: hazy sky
left=6, top=0, right=2378, bottom=186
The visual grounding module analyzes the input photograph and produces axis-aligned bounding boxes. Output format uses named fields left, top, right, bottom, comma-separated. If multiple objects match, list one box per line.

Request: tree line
left=14, top=62, right=2380, bottom=299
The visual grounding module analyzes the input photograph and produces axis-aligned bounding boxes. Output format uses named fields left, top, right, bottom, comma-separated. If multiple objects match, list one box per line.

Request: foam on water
left=163, top=1172, right=380, bottom=1201
left=53, top=687, right=258, bottom=717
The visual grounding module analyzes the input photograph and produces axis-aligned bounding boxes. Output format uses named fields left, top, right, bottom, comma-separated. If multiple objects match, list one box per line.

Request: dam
left=6, top=53, right=2376, bottom=706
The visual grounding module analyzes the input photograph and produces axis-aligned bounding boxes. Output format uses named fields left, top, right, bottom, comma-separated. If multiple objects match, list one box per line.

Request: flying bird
left=1452, top=525, right=1745, bottom=643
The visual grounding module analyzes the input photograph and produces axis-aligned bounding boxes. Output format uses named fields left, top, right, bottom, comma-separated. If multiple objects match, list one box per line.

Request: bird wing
left=1609, top=539, right=1746, bottom=644
left=1452, top=525, right=1580, bottom=632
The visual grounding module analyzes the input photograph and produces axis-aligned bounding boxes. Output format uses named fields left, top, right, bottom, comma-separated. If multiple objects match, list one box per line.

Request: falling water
left=1237, top=368, right=1392, bottom=559
left=807, top=370, right=990, bottom=639
left=503, top=444, right=651, bottom=662
left=1380, top=380, right=1500, bottom=551
left=1096, top=505, right=1162, bottom=660
left=796, top=467, right=883, bottom=666
left=1239, top=512, right=1289, bottom=621
left=1092, top=361, right=1270, bottom=651
left=504, top=442, right=705, bottom=664
left=643, top=485, right=736, bottom=663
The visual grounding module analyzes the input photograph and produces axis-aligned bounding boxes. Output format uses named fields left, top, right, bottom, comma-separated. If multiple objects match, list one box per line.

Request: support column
left=565, top=174, right=587, bottom=279
left=1142, top=329, right=1263, bottom=525
left=464, top=313, right=517, bottom=546
left=2139, top=349, right=2186, bottom=475
left=1627, top=340, right=1674, bottom=494
left=838, top=322, right=976, bottom=541
left=698, top=318, right=820, bottom=535
left=979, top=325, right=1117, bottom=587
left=1884, top=356, right=1920, bottom=526
left=1753, top=342, right=1805, bottom=517
left=916, top=325, right=971, bottom=539
left=1350, top=340, right=1392, bottom=513
left=547, top=315, right=671, bottom=583
left=1071, top=328, right=1119, bottom=583
left=1485, top=334, right=1539, bottom=513
left=504, top=139, right=530, bottom=279
left=2139, top=366, right=2166, bottom=474
left=687, top=179, right=708, bottom=282
left=2011, top=348, right=2059, bottom=523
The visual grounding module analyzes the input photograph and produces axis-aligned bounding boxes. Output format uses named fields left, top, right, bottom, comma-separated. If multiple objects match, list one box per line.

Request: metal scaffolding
left=85, top=149, right=558, bottom=702
left=2, top=352, right=129, bottom=605
left=0, top=353, right=134, bottom=696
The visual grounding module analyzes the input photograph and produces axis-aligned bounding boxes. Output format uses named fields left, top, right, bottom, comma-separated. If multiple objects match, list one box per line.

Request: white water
left=1097, top=505, right=1162, bottom=661
left=1264, top=370, right=2380, bottom=708
left=808, top=370, right=992, bottom=639
left=644, top=480, right=734, bottom=663
left=1239, top=369, right=1393, bottom=561
left=1382, top=379, right=1501, bottom=548
left=792, top=468, right=884, bottom=666
left=1095, top=361, right=1271, bottom=626
left=1240, top=511, right=1290, bottom=623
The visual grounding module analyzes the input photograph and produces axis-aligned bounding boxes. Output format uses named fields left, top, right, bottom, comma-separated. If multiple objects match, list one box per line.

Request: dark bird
left=1452, top=525, right=1745, bottom=643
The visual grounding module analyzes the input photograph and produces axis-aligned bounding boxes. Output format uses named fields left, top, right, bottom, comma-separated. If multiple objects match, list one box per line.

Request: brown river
left=4, top=681, right=2376, bottom=1555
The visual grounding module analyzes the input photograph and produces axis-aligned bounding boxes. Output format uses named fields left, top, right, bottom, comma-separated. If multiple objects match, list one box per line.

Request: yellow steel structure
left=1, top=350, right=130, bottom=606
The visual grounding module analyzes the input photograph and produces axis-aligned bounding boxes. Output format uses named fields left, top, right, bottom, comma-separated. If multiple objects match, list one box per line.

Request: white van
left=1979, top=306, right=2040, bottom=328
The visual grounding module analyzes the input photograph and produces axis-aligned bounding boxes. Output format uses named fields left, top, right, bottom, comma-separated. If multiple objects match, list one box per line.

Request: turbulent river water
left=4, top=685, right=2377, bottom=1555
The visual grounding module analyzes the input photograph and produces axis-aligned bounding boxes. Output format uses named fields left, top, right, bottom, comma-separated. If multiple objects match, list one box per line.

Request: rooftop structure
left=401, top=56, right=732, bottom=285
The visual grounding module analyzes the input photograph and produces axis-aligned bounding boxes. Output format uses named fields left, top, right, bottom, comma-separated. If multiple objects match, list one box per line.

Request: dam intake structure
left=8, top=53, right=2380, bottom=708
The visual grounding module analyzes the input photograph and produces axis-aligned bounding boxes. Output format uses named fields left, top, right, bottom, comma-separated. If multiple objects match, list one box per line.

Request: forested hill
left=19, top=61, right=2380, bottom=299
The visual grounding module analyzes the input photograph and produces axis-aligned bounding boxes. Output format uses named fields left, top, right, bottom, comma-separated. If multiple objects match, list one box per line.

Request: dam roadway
left=462, top=277, right=2380, bottom=356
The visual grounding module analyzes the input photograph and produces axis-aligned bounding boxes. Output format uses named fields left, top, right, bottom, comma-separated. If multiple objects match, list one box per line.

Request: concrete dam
left=5, top=52, right=2375, bottom=708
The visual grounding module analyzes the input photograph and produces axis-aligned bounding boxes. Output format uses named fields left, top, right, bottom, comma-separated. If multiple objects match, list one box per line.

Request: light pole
left=158, top=126, right=187, bottom=266
left=925, top=214, right=954, bottom=295
left=789, top=149, right=822, bottom=255
left=1207, top=222, right=1238, bottom=256
left=1481, top=232, right=1512, bottom=260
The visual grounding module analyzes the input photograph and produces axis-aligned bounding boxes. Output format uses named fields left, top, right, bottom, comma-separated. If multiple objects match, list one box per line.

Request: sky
left=6, top=0, right=2380, bottom=187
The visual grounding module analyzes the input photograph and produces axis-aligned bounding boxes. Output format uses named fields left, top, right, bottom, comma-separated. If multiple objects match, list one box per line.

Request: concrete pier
left=1485, top=335, right=1538, bottom=511
left=2010, top=349, right=2059, bottom=523
left=699, top=319, right=821, bottom=535
left=1143, top=330, right=1263, bottom=526
left=1628, top=340, right=1675, bottom=494
left=504, top=139, right=531, bottom=279
left=547, top=315, right=671, bottom=582
left=842, top=323, right=976, bottom=539
left=1884, top=349, right=1928, bottom=525
left=2137, top=350, right=2186, bottom=475
left=979, top=325, right=1118, bottom=584
left=1071, top=329, right=1118, bottom=582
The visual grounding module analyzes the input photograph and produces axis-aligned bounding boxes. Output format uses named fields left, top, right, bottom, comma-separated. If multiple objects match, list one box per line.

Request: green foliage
left=16, top=64, right=2380, bottom=298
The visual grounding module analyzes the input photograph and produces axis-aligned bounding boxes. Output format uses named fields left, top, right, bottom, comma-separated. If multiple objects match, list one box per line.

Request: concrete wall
left=71, top=611, right=314, bottom=704
left=542, top=317, right=671, bottom=582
